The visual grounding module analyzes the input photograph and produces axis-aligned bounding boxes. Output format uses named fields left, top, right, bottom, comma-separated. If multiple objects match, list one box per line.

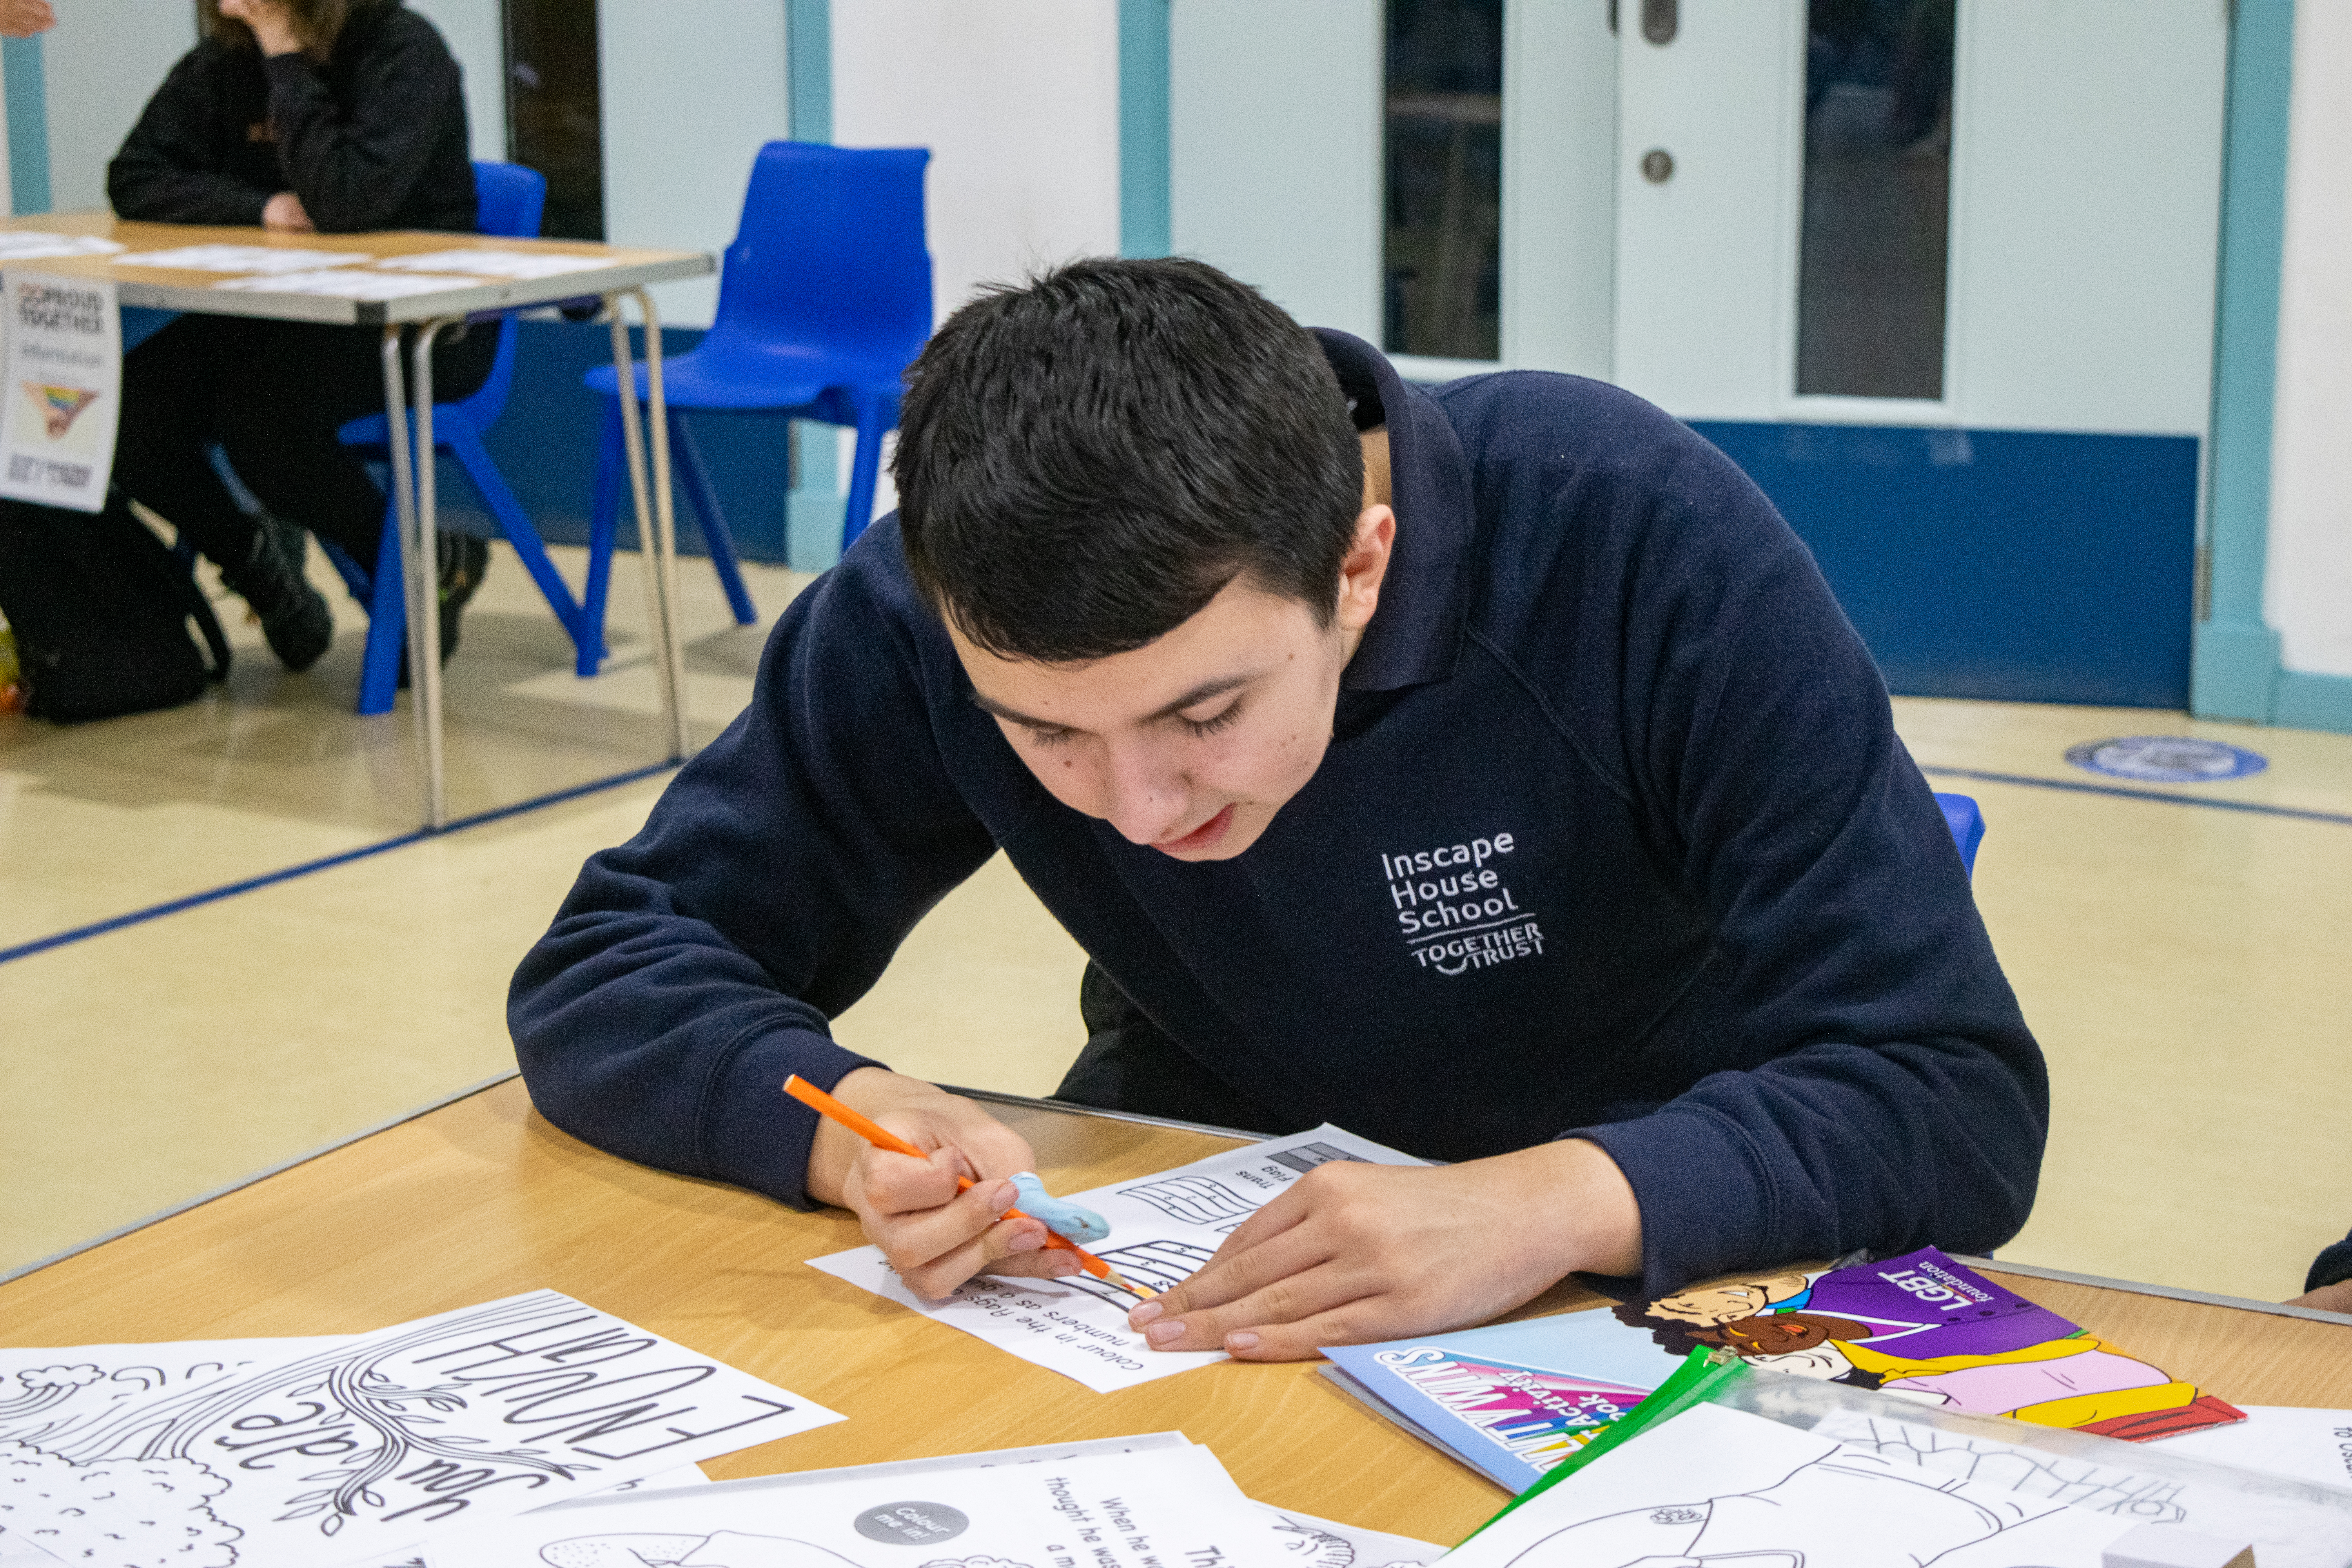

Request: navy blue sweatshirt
left=510, top=331, right=2047, bottom=1299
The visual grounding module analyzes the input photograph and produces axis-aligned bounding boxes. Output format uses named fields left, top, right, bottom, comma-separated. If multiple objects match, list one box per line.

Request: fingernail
left=1128, top=1302, right=1163, bottom=1328
left=1145, top=1320, right=1185, bottom=1347
left=1227, top=1331, right=1259, bottom=1352
left=989, top=1181, right=1017, bottom=1214
left=1048, top=1256, right=1081, bottom=1277
left=1007, top=1230, right=1044, bottom=1252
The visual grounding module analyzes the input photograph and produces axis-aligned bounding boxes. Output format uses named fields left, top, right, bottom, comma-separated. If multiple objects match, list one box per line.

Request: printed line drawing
left=1503, top=1443, right=2087, bottom=1568
left=1063, top=1241, right=1217, bottom=1306
left=1822, top=1416, right=2190, bottom=1524
left=1267, top=1144, right=1368, bottom=1176
left=1114, top=1176, right=1261, bottom=1230
left=538, top=1531, right=877, bottom=1567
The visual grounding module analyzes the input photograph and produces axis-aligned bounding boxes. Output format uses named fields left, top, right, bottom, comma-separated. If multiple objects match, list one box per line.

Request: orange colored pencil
left=783, top=1075, right=1150, bottom=1297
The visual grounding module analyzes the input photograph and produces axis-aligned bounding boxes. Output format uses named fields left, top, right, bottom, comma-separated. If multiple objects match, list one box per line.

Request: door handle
left=1642, top=0, right=1677, bottom=45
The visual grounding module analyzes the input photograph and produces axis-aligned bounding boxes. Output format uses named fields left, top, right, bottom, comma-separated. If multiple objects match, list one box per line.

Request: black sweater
left=107, top=0, right=474, bottom=234
left=508, top=331, right=2049, bottom=1301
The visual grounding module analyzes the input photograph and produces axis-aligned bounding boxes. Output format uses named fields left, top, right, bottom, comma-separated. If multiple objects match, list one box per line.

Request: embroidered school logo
left=23, top=383, right=98, bottom=440
left=1379, top=833, right=1544, bottom=976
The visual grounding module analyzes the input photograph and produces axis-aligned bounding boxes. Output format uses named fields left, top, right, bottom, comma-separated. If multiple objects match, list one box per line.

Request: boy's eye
left=1023, top=724, right=1073, bottom=748
left=1182, top=702, right=1242, bottom=739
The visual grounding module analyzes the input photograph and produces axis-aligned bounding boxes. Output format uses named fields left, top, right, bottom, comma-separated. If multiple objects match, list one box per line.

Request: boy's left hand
left=1127, top=1138, right=1642, bottom=1360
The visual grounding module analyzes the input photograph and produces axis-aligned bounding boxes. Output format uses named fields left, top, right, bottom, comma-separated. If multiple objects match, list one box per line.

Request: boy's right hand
left=806, top=1067, right=1083, bottom=1298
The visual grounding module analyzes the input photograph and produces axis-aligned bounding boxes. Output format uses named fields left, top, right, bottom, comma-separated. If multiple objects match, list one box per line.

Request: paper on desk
left=2153, top=1405, right=2352, bottom=1492
left=1450, top=1402, right=2134, bottom=1568
left=375, top=248, right=611, bottom=279
left=213, top=267, right=486, bottom=300
left=808, top=1125, right=1426, bottom=1394
left=0, top=230, right=126, bottom=260
left=114, top=243, right=374, bottom=273
left=423, top=1443, right=1303, bottom=1568
left=0, top=1290, right=842, bottom=1568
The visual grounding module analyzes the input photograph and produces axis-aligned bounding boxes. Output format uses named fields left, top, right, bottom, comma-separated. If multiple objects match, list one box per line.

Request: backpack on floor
left=0, top=494, right=230, bottom=722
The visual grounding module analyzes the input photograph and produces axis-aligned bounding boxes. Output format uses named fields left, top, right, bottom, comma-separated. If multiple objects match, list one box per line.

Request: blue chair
left=1934, top=792, right=1985, bottom=875
left=576, top=141, right=933, bottom=675
left=332, top=160, right=595, bottom=715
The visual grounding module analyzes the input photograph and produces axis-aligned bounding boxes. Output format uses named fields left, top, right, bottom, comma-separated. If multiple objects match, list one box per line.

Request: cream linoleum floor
left=2, top=544, right=2347, bottom=1307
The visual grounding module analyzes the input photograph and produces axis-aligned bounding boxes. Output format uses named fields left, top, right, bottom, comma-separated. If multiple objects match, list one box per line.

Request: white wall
left=598, top=0, right=791, bottom=328
left=406, top=0, right=507, bottom=166
left=42, top=0, right=197, bottom=212
left=1170, top=0, right=1381, bottom=343
left=831, top=0, right=1120, bottom=327
left=2264, top=0, right=2352, bottom=680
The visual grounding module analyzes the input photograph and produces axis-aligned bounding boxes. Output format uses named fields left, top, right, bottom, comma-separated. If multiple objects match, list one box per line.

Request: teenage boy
left=511, top=259, right=2046, bottom=1361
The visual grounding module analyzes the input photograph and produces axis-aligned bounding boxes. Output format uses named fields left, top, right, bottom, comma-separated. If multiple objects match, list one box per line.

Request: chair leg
left=580, top=402, right=624, bottom=677
left=841, top=392, right=892, bottom=552
left=445, top=416, right=584, bottom=646
left=356, top=501, right=407, bottom=717
left=669, top=410, right=757, bottom=626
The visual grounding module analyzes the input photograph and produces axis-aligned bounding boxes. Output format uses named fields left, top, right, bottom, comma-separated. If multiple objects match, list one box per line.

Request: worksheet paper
left=426, top=1443, right=1299, bottom=1568
left=1449, top=1402, right=2134, bottom=1568
left=2156, top=1404, right=2352, bottom=1492
left=114, top=244, right=372, bottom=273
left=213, top=268, right=485, bottom=301
left=0, top=1290, right=842, bottom=1568
left=808, top=1126, right=1425, bottom=1394
left=376, top=249, right=610, bottom=280
left=0, top=231, right=125, bottom=260
left=1813, top=1408, right=2352, bottom=1568
left=0, top=270, right=121, bottom=512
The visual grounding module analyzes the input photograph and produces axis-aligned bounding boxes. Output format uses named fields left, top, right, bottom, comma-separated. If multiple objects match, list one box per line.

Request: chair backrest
left=708, top=142, right=933, bottom=368
left=1934, top=791, right=1985, bottom=876
left=457, top=161, right=549, bottom=425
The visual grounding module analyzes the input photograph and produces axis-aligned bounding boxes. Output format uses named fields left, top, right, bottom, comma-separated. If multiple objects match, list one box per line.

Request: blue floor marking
left=0, top=760, right=679, bottom=969
left=1922, top=765, right=2352, bottom=827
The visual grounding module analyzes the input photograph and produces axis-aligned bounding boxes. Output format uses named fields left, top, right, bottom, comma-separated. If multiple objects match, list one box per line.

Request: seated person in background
left=510, top=259, right=2048, bottom=1359
left=2292, top=1231, right=2352, bottom=1314
left=93, top=0, right=491, bottom=674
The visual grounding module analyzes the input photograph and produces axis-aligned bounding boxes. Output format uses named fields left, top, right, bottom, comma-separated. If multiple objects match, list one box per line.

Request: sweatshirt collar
left=1313, top=329, right=1472, bottom=692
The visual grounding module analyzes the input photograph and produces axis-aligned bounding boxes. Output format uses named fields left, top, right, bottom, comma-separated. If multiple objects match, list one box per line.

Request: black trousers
left=1053, top=960, right=1307, bottom=1137
left=115, top=315, right=497, bottom=573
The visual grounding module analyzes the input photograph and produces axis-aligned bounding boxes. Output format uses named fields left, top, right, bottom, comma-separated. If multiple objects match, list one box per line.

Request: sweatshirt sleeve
left=1564, top=409, right=2048, bottom=1299
left=263, top=29, right=466, bottom=232
left=508, top=534, right=1000, bottom=1207
left=107, top=50, right=274, bottom=226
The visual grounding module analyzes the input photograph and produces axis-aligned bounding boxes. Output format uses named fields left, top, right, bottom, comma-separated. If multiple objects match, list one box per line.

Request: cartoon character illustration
left=1618, top=1270, right=1818, bottom=1329
left=540, top=1532, right=879, bottom=1568
left=1501, top=1443, right=2103, bottom=1568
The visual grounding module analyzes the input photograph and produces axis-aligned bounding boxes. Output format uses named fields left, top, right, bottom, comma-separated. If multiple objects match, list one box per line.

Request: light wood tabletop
left=0, top=211, right=710, bottom=325
left=2, top=1079, right=2345, bottom=1546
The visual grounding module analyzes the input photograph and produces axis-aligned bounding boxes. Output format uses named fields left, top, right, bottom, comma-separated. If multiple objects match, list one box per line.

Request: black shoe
left=220, top=524, right=332, bottom=673
left=436, top=531, right=490, bottom=663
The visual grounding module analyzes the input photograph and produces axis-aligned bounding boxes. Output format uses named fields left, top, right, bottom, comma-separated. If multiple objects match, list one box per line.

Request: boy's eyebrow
left=969, top=671, right=1259, bottom=731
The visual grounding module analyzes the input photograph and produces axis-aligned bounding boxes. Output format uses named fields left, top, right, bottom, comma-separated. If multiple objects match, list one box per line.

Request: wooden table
left=0, top=214, right=715, bottom=828
left=3, top=1080, right=2347, bottom=1547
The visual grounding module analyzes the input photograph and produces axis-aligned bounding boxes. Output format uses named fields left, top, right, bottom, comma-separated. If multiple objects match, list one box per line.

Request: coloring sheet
left=213, top=269, right=485, bottom=301
left=1446, top=1402, right=2132, bottom=1568
left=422, top=1441, right=1285, bottom=1568
left=808, top=1127, right=1424, bottom=1394
left=2157, top=1405, right=2352, bottom=1493
left=113, top=245, right=373, bottom=273
left=376, top=251, right=610, bottom=280
left=0, top=1291, right=842, bottom=1568
left=1814, top=1409, right=2352, bottom=1568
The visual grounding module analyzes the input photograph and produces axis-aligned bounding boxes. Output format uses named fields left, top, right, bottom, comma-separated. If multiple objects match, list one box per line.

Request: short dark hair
left=893, top=257, right=1364, bottom=663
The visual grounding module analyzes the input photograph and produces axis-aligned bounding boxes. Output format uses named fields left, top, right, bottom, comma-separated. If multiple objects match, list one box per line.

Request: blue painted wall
left=1693, top=422, right=2200, bottom=709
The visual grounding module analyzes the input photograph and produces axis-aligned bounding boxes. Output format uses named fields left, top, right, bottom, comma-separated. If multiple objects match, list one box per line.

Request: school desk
left=2, top=1080, right=2346, bottom=1546
left=0, top=212, right=714, bottom=829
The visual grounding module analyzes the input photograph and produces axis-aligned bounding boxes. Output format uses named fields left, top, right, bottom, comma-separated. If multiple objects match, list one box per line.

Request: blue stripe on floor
left=1922, top=765, right=2352, bottom=826
left=0, top=760, right=679, bottom=969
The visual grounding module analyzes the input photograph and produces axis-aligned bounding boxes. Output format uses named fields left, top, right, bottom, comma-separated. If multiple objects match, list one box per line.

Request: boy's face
left=949, top=507, right=1394, bottom=862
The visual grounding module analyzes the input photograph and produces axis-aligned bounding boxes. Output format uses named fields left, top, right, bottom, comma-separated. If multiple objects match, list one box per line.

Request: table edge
left=1957, top=1254, right=2352, bottom=1327
left=935, top=1083, right=1272, bottom=1142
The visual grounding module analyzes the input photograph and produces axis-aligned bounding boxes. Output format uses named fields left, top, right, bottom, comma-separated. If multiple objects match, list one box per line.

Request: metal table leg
left=604, top=289, right=688, bottom=760
left=408, top=319, right=455, bottom=828
left=379, top=325, right=436, bottom=829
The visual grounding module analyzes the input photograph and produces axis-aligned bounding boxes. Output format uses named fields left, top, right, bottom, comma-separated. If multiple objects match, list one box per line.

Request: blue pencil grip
left=1009, top=1172, right=1111, bottom=1244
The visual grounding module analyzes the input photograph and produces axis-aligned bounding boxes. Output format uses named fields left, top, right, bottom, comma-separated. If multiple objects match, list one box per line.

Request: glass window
left=1384, top=0, right=1504, bottom=363
left=1796, top=0, right=1956, bottom=399
left=503, top=0, right=604, bottom=240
